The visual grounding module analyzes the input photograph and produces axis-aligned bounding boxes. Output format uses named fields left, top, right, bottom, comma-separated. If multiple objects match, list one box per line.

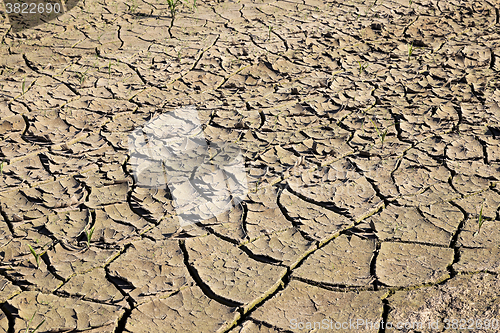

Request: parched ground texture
left=1, top=0, right=500, bottom=332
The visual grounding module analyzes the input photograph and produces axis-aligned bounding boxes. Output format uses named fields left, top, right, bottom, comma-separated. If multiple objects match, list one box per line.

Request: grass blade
left=28, top=244, right=36, bottom=258
left=31, top=319, right=45, bottom=333
left=478, top=203, right=485, bottom=229
left=407, top=42, right=414, bottom=61
left=381, top=129, right=388, bottom=145
left=25, top=311, right=45, bottom=333
left=473, top=202, right=486, bottom=237
left=86, top=226, right=95, bottom=248
left=27, top=244, right=40, bottom=269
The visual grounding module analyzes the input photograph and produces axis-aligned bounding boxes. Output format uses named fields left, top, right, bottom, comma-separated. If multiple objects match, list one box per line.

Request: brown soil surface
left=1, top=0, right=500, bottom=332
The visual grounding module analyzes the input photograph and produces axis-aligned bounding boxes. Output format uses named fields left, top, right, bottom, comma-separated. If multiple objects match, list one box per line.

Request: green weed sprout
left=380, top=129, right=388, bottom=145
left=108, top=61, right=119, bottom=78
left=129, top=0, right=138, bottom=12
left=268, top=25, right=273, bottom=40
left=166, top=0, right=197, bottom=19
left=22, top=77, right=26, bottom=95
left=407, top=42, right=414, bottom=61
left=77, top=69, right=89, bottom=87
left=358, top=61, right=369, bottom=75
left=25, top=312, right=45, bottom=333
left=473, top=202, right=487, bottom=237
left=0, top=160, right=4, bottom=176
left=253, top=176, right=263, bottom=193
left=367, top=117, right=385, bottom=145
left=364, top=1, right=375, bottom=16
left=366, top=118, right=400, bottom=146
left=27, top=244, right=41, bottom=269
left=84, top=225, right=95, bottom=248
left=166, top=0, right=181, bottom=18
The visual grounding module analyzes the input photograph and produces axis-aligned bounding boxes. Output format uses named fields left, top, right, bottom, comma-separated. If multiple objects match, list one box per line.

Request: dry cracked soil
left=0, top=0, right=500, bottom=332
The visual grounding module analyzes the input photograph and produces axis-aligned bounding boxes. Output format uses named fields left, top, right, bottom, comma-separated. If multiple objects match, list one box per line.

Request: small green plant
left=0, top=160, right=4, bottom=176
left=166, top=0, right=181, bottom=18
left=107, top=61, right=119, bottom=78
left=22, top=77, right=26, bottom=95
left=268, top=25, right=273, bottom=40
left=84, top=225, right=95, bottom=248
left=77, top=69, right=89, bottom=87
left=473, top=202, right=487, bottom=237
left=380, top=128, right=388, bottom=145
left=25, top=311, right=45, bottom=333
left=407, top=42, right=414, bottom=61
left=365, top=118, right=400, bottom=147
left=27, top=244, right=41, bottom=269
left=253, top=176, right=262, bottom=192
left=129, top=0, right=138, bottom=12
left=364, top=1, right=376, bottom=15
left=358, top=61, right=369, bottom=75
left=367, top=117, right=384, bottom=145
left=78, top=73, right=84, bottom=85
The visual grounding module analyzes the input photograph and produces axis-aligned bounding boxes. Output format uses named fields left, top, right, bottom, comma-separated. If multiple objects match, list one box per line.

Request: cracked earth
left=1, top=0, right=500, bottom=332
